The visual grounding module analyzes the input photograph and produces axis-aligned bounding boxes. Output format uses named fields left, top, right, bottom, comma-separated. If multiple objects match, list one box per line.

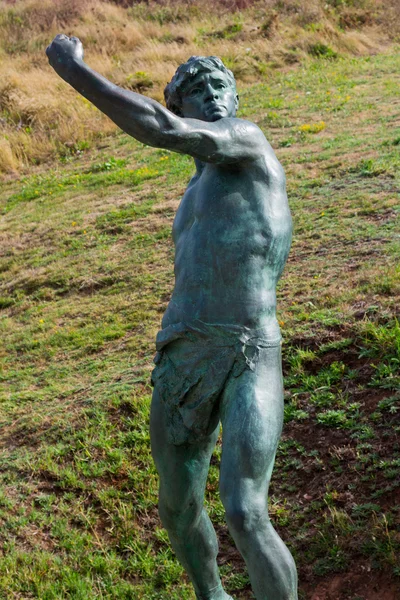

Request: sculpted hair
left=164, top=55, right=236, bottom=117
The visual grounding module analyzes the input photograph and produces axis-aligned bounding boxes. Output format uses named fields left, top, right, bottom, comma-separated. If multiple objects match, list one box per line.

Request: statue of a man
left=47, top=34, right=298, bottom=600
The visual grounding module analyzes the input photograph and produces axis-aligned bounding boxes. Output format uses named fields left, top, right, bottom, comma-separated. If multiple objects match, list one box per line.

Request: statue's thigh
left=219, top=346, right=284, bottom=496
left=150, top=386, right=219, bottom=508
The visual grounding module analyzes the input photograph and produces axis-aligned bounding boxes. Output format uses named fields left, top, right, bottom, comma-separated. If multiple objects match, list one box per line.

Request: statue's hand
left=46, top=34, right=84, bottom=77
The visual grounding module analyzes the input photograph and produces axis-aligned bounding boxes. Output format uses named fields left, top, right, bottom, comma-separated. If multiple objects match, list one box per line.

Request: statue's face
left=180, top=70, right=238, bottom=122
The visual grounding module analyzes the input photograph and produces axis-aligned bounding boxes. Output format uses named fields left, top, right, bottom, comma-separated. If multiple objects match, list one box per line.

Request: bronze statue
left=47, top=34, right=298, bottom=600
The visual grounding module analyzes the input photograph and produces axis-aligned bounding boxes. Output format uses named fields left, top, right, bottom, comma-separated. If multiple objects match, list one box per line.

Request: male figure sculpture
left=47, top=35, right=297, bottom=600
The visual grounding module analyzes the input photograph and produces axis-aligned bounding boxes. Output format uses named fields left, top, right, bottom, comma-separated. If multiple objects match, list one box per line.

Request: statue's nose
left=204, top=85, right=218, bottom=102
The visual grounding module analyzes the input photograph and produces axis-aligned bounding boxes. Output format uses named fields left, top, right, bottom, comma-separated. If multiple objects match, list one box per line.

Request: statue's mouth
left=206, top=103, right=225, bottom=114
left=203, top=103, right=228, bottom=121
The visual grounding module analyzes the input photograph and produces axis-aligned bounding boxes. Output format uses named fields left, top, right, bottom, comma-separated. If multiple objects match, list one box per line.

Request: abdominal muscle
left=162, top=226, right=284, bottom=334
left=162, top=291, right=281, bottom=338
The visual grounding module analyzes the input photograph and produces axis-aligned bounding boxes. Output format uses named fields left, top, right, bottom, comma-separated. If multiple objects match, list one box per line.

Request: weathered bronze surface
left=47, top=35, right=298, bottom=600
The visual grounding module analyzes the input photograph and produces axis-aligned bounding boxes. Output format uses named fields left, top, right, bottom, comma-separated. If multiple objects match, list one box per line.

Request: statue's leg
left=219, top=345, right=298, bottom=600
left=150, top=388, right=232, bottom=600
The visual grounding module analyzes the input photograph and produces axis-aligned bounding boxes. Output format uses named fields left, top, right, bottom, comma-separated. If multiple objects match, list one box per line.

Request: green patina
left=47, top=38, right=296, bottom=600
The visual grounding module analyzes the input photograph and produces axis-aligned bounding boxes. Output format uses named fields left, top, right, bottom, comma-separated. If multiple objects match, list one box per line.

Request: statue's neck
left=194, top=158, right=205, bottom=175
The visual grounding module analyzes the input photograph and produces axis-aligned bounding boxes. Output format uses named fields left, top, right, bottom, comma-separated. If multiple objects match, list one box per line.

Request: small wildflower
left=39, top=319, right=44, bottom=324
left=83, top=230, right=87, bottom=234
left=320, top=212, right=325, bottom=216
left=72, top=222, right=76, bottom=226
left=299, top=121, right=325, bottom=134
left=279, top=320, right=285, bottom=326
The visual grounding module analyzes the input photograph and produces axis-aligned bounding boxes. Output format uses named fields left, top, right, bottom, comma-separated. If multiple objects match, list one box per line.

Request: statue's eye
left=189, top=87, right=201, bottom=96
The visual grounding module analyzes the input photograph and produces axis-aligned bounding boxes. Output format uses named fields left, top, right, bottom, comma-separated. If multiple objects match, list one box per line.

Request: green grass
left=1, top=49, right=400, bottom=599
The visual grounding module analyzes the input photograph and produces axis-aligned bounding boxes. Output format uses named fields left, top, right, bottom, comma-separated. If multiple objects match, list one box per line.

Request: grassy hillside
left=1, top=2, right=400, bottom=600
left=1, top=0, right=400, bottom=174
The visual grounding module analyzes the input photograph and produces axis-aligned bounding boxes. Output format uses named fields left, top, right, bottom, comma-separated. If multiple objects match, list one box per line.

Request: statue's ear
left=174, top=101, right=184, bottom=117
left=235, top=94, right=239, bottom=111
left=168, top=104, right=183, bottom=117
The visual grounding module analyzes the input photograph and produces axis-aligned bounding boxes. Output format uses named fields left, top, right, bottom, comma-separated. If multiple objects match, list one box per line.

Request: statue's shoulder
left=229, top=118, right=281, bottom=164
left=221, top=118, right=270, bottom=158
left=200, top=118, right=275, bottom=166
left=227, top=118, right=265, bottom=137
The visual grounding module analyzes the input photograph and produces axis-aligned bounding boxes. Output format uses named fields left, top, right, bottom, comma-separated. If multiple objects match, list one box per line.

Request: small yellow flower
left=83, top=230, right=87, bottom=234
left=279, top=320, right=285, bottom=326
left=72, top=222, right=76, bottom=226
left=320, top=212, right=325, bottom=216
left=39, top=319, right=44, bottom=324
left=299, top=121, right=325, bottom=134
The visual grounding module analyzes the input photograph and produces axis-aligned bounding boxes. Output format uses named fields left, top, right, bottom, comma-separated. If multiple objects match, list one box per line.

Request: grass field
left=1, top=2, right=400, bottom=600
left=1, top=0, right=399, bottom=174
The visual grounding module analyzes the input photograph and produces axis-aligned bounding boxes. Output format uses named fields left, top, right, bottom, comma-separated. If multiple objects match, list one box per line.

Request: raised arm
left=46, top=35, right=265, bottom=165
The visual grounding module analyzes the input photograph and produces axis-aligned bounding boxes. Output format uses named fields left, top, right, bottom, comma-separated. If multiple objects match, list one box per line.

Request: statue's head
left=164, top=56, right=238, bottom=122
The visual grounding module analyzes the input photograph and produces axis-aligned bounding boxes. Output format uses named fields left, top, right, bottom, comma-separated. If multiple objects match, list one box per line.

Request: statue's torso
left=162, top=149, right=292, bottom=330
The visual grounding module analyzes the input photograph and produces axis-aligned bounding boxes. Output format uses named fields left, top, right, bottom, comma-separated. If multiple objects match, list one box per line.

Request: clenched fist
left=46, top=34, right=84, bottom=78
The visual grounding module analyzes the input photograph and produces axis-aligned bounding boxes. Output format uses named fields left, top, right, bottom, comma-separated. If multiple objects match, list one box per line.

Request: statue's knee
left=158, top=500, right=201, bottom=537
left=224, top=498, right=267, bottom=535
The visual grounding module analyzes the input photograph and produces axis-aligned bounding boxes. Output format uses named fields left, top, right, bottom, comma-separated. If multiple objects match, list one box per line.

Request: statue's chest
left=174, top=181, right=250, bottom=238
left=172, top=166, right=279, bottom=245
left=197, top=167, right=248, bottom=209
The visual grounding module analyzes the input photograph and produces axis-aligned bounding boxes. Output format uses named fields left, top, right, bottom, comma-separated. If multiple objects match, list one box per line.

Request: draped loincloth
left=151, top=319, right=282, bottom=445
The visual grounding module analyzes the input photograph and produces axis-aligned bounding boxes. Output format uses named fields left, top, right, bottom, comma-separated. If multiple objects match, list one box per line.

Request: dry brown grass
left=0, top=0, right=396, bottom=175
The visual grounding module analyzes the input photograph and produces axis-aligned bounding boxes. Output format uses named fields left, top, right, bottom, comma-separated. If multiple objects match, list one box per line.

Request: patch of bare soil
left=306, top=566, right=400, bottom=600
